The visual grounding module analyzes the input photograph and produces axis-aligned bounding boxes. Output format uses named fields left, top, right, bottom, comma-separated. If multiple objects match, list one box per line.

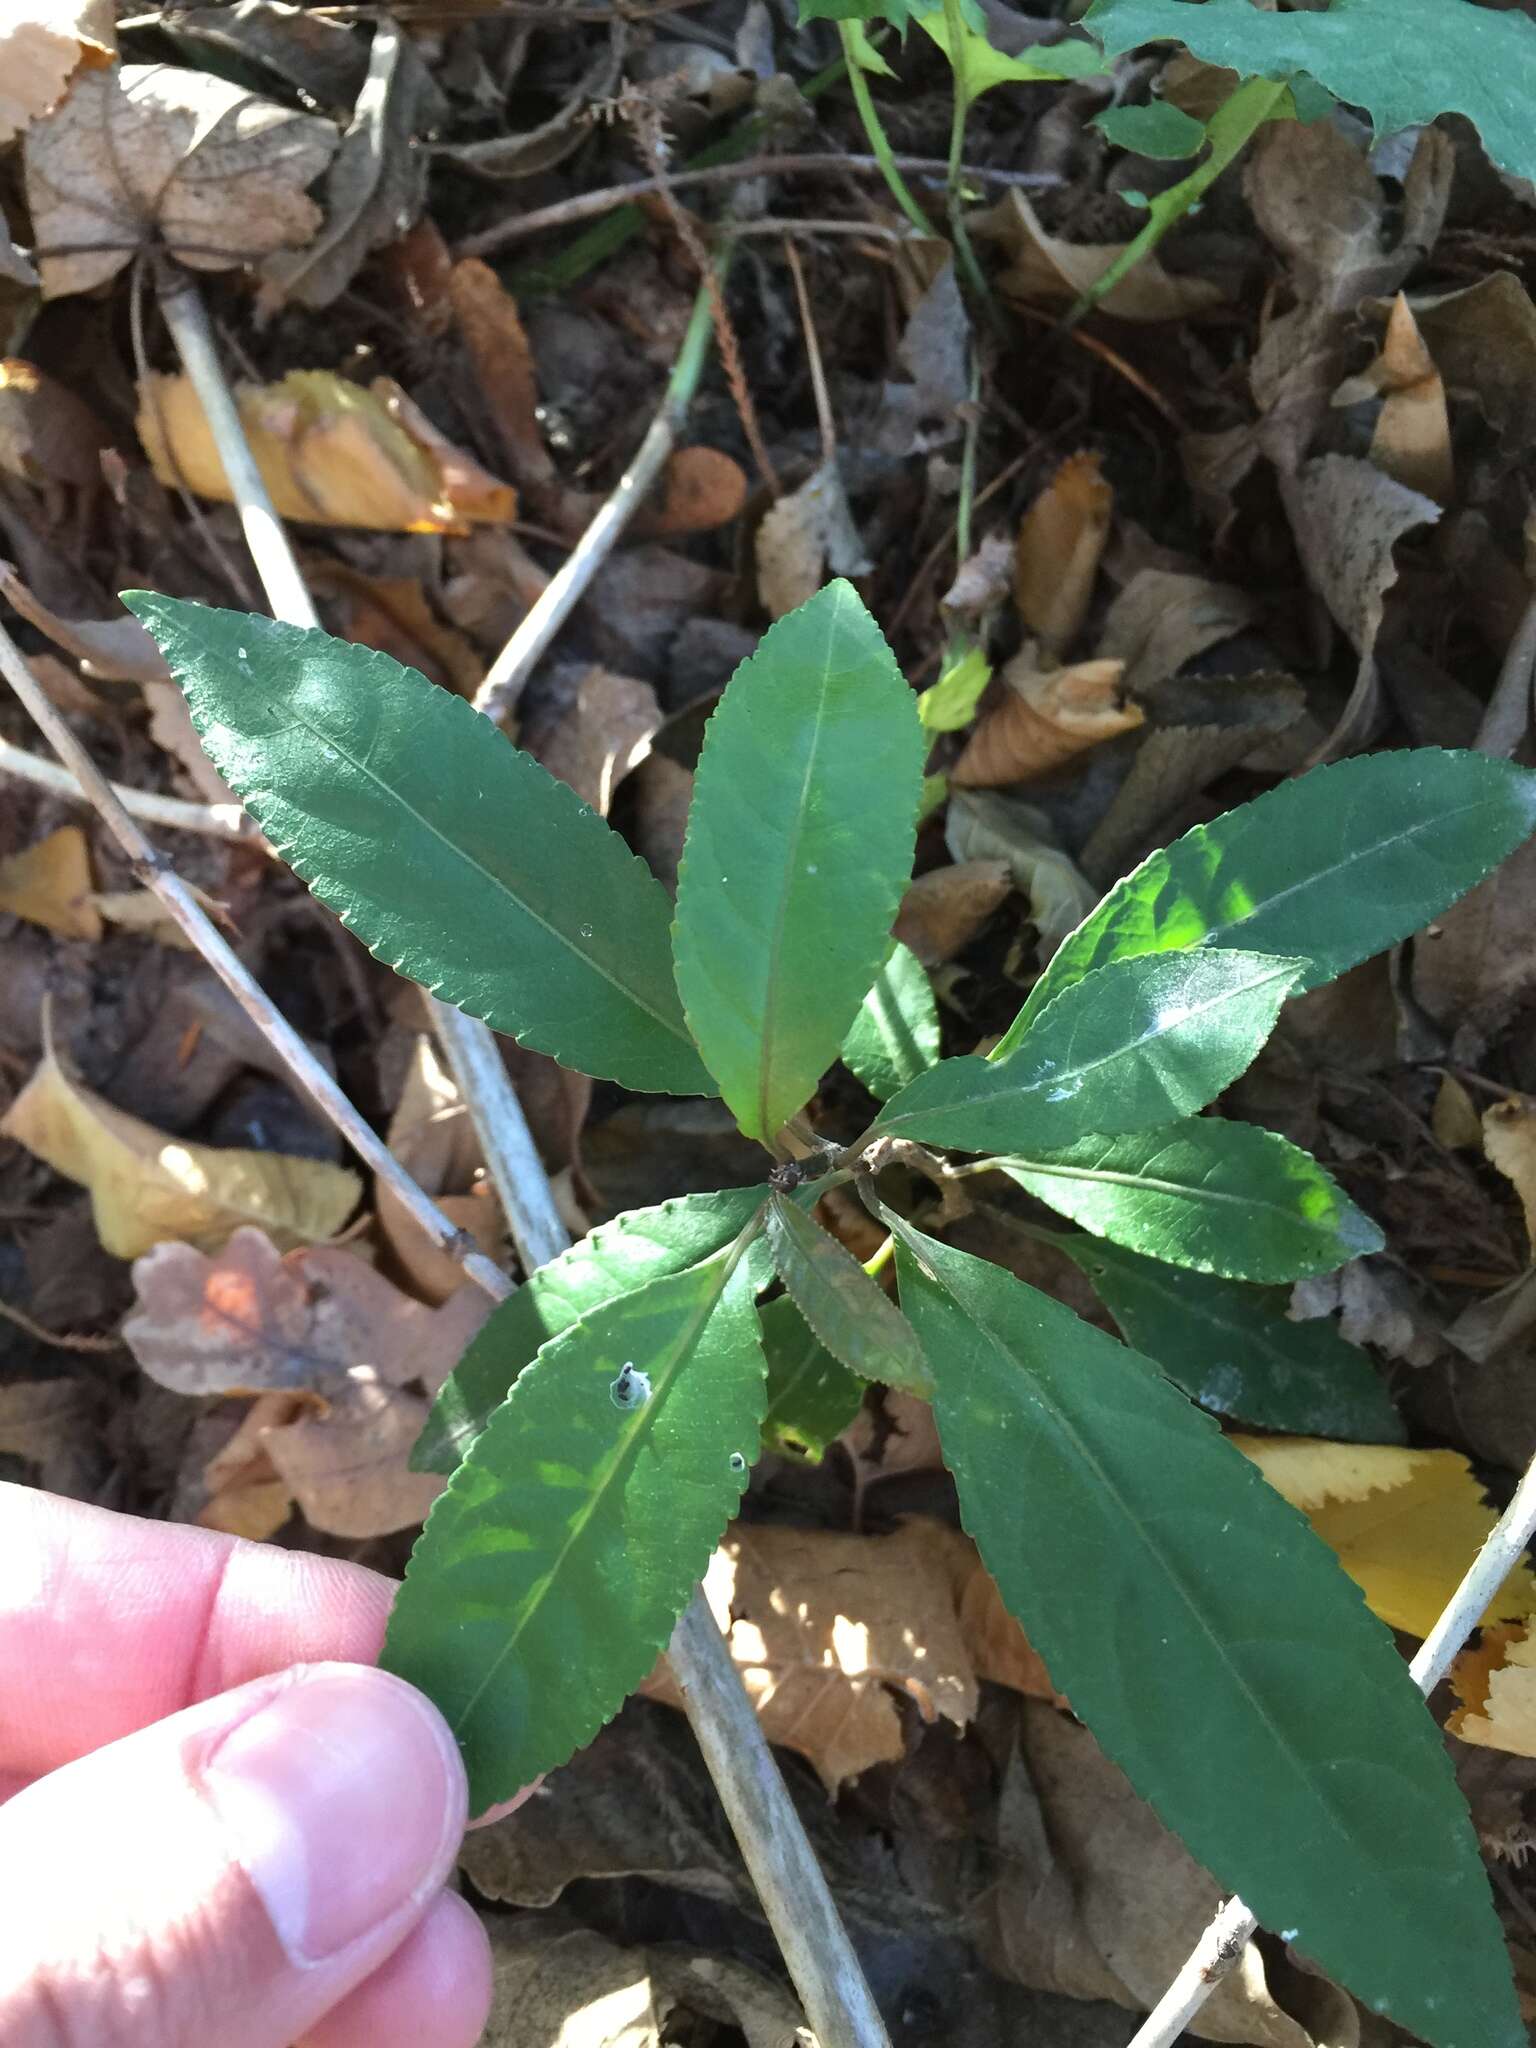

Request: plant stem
left=940, top=0, right=995, bottom=317
left=471, top=271, right=715, bottom=720
left=838, top=25, right=933, bottom=236
left=153, top=268, right=890, bottom=2046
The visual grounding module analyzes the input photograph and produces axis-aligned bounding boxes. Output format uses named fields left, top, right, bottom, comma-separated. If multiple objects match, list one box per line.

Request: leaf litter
left=12, top=5, right=1536, bottom=2038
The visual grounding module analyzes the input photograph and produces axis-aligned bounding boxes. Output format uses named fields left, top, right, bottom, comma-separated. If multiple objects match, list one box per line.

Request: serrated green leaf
left=1086, top=0, right=1536, bottom=186
left=760, top=1295, right=865, bottom=1460
left=875, top=949, right=1303, bottom=1153
left=1093, top=100, right=1207, bottom=158
left=1055, top=1233, right=1404, bottom=1442
left=123, top=597, right=713, bottom=1096
left=841, top=942, right=941, bottom=1102
left=412, top=1185, right=769, bottom=1474
left=384, top=1255, right=766, bottom=1810
left=766, top=1191, right=932, bottom=1396
left=672, top=581, right=925, bottom=1143
left=997, top=1119, right=1383, bottom=1281
left=997, top=751, right=1536, bottom=1055
left=889, top=1216, right=1518, bottom=2048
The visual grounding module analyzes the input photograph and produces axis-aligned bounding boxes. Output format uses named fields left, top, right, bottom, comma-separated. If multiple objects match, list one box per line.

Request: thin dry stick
left=1129, top=1450, right=1536, bottom=2048
left=0, top=1295, right=121, bottom=1353
left=0, top=619, right=511, bottom=1304
left=454, top=152, right=1061, bottom=259
left=782, top=235, right=836, bottom=469
left=149, top=271, right=890, bottom=2048
left=0, top=737, right=252, bottom=840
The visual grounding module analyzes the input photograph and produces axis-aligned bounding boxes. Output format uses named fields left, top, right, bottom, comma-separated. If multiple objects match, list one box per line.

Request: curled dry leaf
left=310, top=563, right=483, bottom=697
left=894, top=859, right=1013, bottom=966
left=0, top=0, right=113, bottom=146
left=124, top=1226, right=489, bottom=1536
left=0, top=358, right=110, bottom=488
left=196, top=1388, right=320, bottom=1540
left=376, top=1034, right=504, bottom=1306
left=0, top=825, right=100, bottom=940
left=1097, top=567, right=1260, bottom=696
left=950, top=656, right=1141, bottom=788
left=946, top=790, right=1097, bottom=958
left=137, top=368, right=514, bottom=533
left=0, top=1041, right=360, bottom=1258
left=25, top=63, right=338, bottom=297
left=1483, top=1098, right=1536, bottom=1251
left=1334, top=293, right=1453, bottom=506
left=1014, top=451, right=1113, bottom=655
left=755, top=457, right=871, bottom=619
left=529, top=666, right=660, bottom=816
left=449, top=257, right=553, bottom=485
left=0, top=563, right=168, bottom=682
left=1451, top=1624, right=1536, bottom=1761
left=1233, top=1435, right=1536, bottom=1641
left=978, top=189, right=1230, bottom=324
left=635, top=446, right=749, bottom=539
left=141, top=679, right=240, bottom=804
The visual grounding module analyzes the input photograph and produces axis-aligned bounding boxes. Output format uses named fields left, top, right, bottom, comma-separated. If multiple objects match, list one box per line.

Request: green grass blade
left=766, top=1192, right=932, bottom=1395
left=875, top=949, right=1302, bottom=1153
left=123, top=597, right=714, bottom=1095
left=995, top=751, right=1536, bottom=1055
left=890, top=1215, right=1519, bottom=2048
left=672, top=581, right=924, bottom=1142
left=384, top=1255, right=766, bottom=1810
left=998, top=1120, right=1383, bottom=1281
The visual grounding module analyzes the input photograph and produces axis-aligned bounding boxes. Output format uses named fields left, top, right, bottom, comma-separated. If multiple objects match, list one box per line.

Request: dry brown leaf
left=894, top=859, right=1013, bottom=966
left=1333, top=293, right=1453, bottom=506
left=924, top=1521, right=1065, bottom=1705
left=25, top=63, right=337, bottom=297
left=0, top=825, right=100, bottom=940
left=1483, top=1099, right=1536, bottom=1251
left=0, top=564, right=168, bottom=682
left=124, top=1227, right=490, bottom=1536
left=310, top=564, right=483, bottom=696
left=1451, top=1624, right=1536, bottom=1760
left=1432, top=1074, right=1484, bottom=1151
left=755, top=458, right=870, bottom=619
left=197, top=1387, right=320, bottom=1540
left=0, top=1040, right=360, bottom=1258
left=0, top=0, right=113, bottom=146
left=1097, top=567, right=1260, bottom=695
left=0, top=1376, right=100, bottom=1498
left=946, top=790, right=1097, bottom=958
left=376, top=1034, right=505, bottom=1306
left=1013, top=451, right=1112, bottom=655
left=530, top=666, right=661, bottom=816
left=136, top=369, right=515, bottom=533
left=0, top=357, right=109, bottom=488
left=979, top=188, right=1230, bottom=324
left=1412, top=833, right=1536, bottom=1061
left=449, top=257, right=553, bottom=485
left=635, top=447, right=749, bottom=539
left=643, top=1523, right=977, bottom=1794
left=141, top=679, right=241, bottom=804
left=951, top=656, right=1140, bottom=788
left=90, top=889, right=198, bottom=950
left=1404, top=271, right=1536, bottom=447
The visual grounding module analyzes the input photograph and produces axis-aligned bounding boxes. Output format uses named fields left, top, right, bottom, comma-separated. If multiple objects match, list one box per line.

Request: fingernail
left=201, top=1664, right=466, bottom=1965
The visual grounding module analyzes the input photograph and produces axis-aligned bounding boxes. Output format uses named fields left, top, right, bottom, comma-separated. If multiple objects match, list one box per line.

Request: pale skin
left=0, top=1483, right=509, bottom=2048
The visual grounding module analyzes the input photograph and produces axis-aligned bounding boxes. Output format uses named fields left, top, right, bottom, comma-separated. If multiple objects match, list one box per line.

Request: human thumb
left=0, top=1661, right=474, bottom=2048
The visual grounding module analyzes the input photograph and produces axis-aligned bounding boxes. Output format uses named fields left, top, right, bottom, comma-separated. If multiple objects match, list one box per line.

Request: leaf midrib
left=1000, top=1153, right=1322, bottom=1227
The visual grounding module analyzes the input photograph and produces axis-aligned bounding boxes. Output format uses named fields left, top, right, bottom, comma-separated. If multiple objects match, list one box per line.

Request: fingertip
left=298, top=1890, right=494, bottom=2048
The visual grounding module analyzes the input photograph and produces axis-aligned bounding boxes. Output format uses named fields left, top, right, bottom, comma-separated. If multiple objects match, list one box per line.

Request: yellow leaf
left=0, top=825, right=100, bottom=939
left=1233, top=1435, right=1536, bottom=1639
left=91, top=889, right=196, bottom=949
left=136, top=368, right=515, bottom=533
left=0, top=1043, right=360, bottom=1257
left=1449, top=1623, right=1536, bottom=1758
left=1483, top=1098, right=1536, bottom=1250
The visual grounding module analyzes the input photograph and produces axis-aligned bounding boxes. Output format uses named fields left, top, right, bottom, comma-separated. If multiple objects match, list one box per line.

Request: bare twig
left=782, top=237, right=836, bottom=469
left=471, top=272, right=715, bottom=720
left=0, top=737, right=252, bottom=840
left=454, top=152, right=1060, bottom=259
left=1129, top=1448, right=1536, bottom=2048
left=0, top=1296, right=121, bottom=1353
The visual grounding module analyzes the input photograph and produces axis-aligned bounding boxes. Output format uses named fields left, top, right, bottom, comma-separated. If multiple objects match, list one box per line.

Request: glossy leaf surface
left=997, top=751, right=1536, bottom=1054
left=760, top=1294, right=865, bottom=1460
left=875, top=949, right=1301, bottom=1153
left=998, top=1120, right=1383, bottom=1282
left=1057, top=1234, right=1404, bottom=1442
left=672, top=581, right=924, bottom=1142
left=384, top=1255, right=766, bottom=1809
left=891, top=1217, right=1517, bottom=2048
left=766, top=1192, right=932, bottom=1396
left=125, top=597, right=712, bottom=1095
left=413, top=1185, right=768, bottom=1474
left=841, top=941, right=941, bottom=1102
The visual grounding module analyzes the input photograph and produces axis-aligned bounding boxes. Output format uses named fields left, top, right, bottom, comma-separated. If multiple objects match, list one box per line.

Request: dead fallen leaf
left=0, top=825, right=100, bottom=940
left=90, top=889, right=200, bottom=950
left=449, top=258, right=553, bottom=485
left=643, top=1523, right=977, bottom=1794
left=1433, top=1075, right=1485, bottom=1152
left=140, top=680, right=240, bottom=805
left=376, top=1034, right=505, bottom=1306
left=1281, top=452, right=1441, bottom=760
left=1013, top=452, right=1113, bottom=656
left=525, top=666, right=659, bottom=817
left=0, top=0, right=113, bottom=146
left=0, top=357, right=109, bottom=488
left=634, top=446, right=749, bottom=539
left=895, top=859, right=1013, bottom=966
left=924, top=1521, right=1065, bottom=1705
left=979, top=188, right=1230, bottom=324
left=1333, top=293, right=1453, bottom=506
left=310, top=563, right=483, bottom=696
left=123, top=1226, right=489, bottom=1536
left=1484, top=1099, right=1536, bottom=1251
left=1412, top=834, right=1536, bottom=1062
left=951, top=656, right=1140, bottom=787
left=946, top=790, right=1096, bottom=959
left=26, top=62, right=338, bottom=297
left=875, top=254, right=971, bottom=456
left=1234, top=1434, right=1536, bottom=1640
left=136, top=368, right=515, bottom=533
left=1, top=1040, right=360, bottom=1258
left=0, top=1376, right=101, bottom=1498
left=0, top=563, right=169, bottom=682
left=1451, top=1624, right=1536, bottom=1760
left=258, top=19, right=445, bottom=311
left=197, top=1387, right=319, bottom=1539
left=1097, top=568, right=1260, bottom=696
left=755, top=458, right=870, bottom=618
left=1403, top=271, right=1536, bottom=448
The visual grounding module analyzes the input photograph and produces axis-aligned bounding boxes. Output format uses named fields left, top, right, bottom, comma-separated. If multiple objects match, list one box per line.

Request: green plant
left=126, top=578, right=1535, bottom=2048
